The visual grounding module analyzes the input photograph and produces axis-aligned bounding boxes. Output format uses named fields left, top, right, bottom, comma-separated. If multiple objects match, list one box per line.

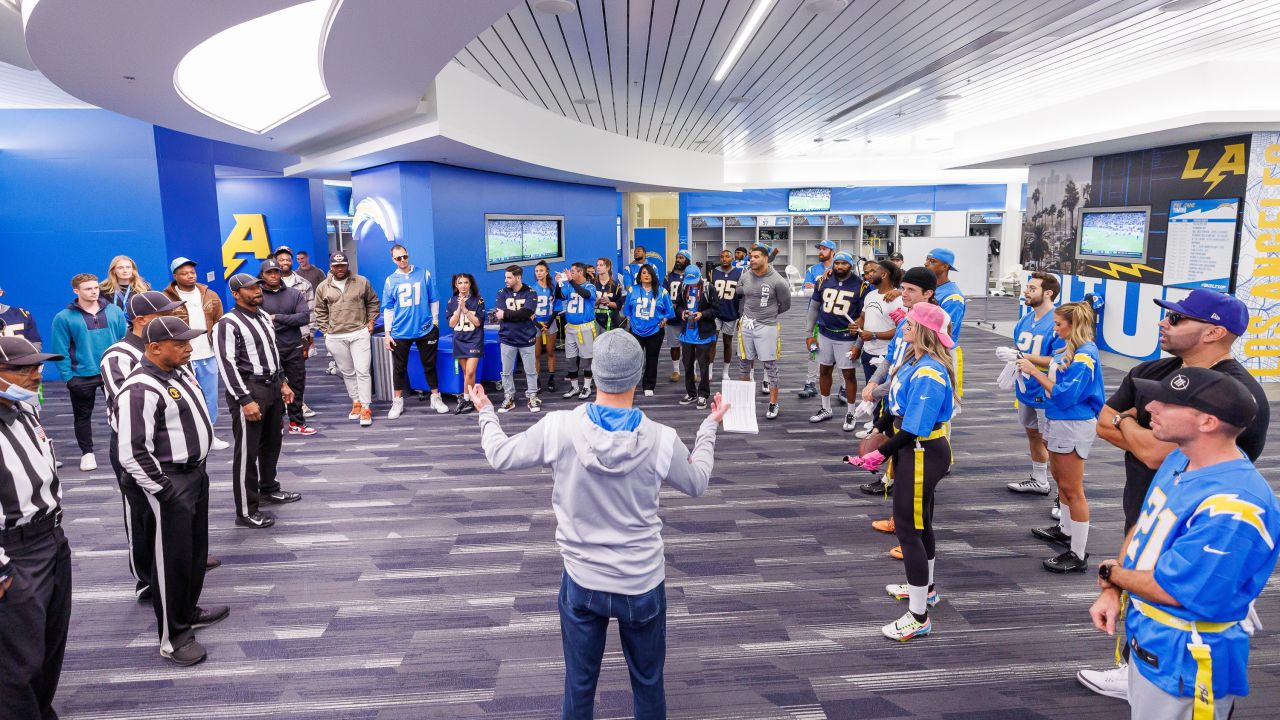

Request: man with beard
left=798, top=240, right=837, bottom=399
left=805, top=253, right=863, bottom=431
left=664, top=251, right=692, bottom=382
left=623, top=245, right=660, bottom=291
left=737, top=246, right=792, bottom=419
left=709, top=249, right=743, bottom=380
left=314, top=253, right=380, bottom=427
left=1005, top=273, right=1064, bottom=504
left=259, top=260, right=317, bottom=436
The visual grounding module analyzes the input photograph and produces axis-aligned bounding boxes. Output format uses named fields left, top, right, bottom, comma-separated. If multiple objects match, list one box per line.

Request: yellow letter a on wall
left=223, top=214, right=271, bottom=278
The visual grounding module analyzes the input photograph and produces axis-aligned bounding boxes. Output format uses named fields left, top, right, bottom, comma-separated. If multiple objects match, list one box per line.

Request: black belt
left=160, top=460, right=203, bottom=473
left=0, top=509, right=62, bottom=543
left=248, top=372, right=283, bottom=384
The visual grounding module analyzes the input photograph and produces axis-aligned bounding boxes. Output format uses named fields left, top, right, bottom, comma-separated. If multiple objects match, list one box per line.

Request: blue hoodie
left=48, top=299, right=127, bottom=380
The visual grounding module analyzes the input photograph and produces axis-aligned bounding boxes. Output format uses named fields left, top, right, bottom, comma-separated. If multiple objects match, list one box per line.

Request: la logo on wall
left=1181, top=143, right=1246, bottom=195
left=222, top=213, right=271, bottom=278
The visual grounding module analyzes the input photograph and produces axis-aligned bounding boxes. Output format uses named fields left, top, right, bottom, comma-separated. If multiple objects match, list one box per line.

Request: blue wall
left=216, top=176, right=325, bottom=278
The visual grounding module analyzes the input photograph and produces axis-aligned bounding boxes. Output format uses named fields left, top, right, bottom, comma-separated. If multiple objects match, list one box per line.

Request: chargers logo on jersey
left=1071, top=353, right=1096, bottom=371
left=913, top=366, right=947, bottom=385
left=1194, top=494, right=1274, bottom=549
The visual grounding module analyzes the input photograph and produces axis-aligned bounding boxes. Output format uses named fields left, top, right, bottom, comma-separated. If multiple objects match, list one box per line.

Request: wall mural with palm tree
left=1020, top=158, right=1093, bottom=276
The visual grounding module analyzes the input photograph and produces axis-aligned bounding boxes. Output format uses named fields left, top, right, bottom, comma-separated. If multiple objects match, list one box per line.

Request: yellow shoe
left=889, top=545, right=903, bottom=560
left=872, top=517, right=896, bottom=534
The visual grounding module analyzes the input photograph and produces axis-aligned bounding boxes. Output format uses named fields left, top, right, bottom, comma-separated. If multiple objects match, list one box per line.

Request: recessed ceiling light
left=533, top=0, right=577, bottom=15
left=813, top=138, right=824, bottom=143
left=1158, top=0, right=1214, bottom=11
left=803, top=0, right=849, bottom=14
left=936, top=94, right=962, bottom=101
left=713, top=0, right=777, bottom=82
left=728, top=96, right=751, bottom=103
left=692, top=140, right=710, bottom=145
left=833, top=138, right=849, bottom=142
left=571, top=97, right=597, bottom=105
left=827, top=87, right=922, bottom=133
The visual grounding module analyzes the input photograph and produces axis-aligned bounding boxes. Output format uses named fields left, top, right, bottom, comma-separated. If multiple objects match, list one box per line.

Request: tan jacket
left=163, top=282, right=223, bottom=337
left=314, top=273, right=380, bottom=335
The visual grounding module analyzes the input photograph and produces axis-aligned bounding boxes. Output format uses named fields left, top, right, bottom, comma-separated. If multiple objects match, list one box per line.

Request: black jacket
left=259, top=284, right=310, bottom=349
left=673, top=281, right=721, bottom=342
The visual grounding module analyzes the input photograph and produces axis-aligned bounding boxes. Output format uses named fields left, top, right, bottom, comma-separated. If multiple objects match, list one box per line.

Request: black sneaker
left=696, top=397, right=708, bottom=410
left=547, top=377, right=557, bottom=392
left=578, top=385, right=591, bottom=399
left=1031, top=525, right=1072, bottom=548
left=161, top=638, right=207, bottom=667
left=235, top=511, right=275, bottom=529
left=860, top=477, right=892, bottom=495
left=457, top=399, right=476, bottom=415
left=1044, top=550, right=1089, bottom=573
left=262, top=490, right=301, bottom=504
left=679, top=394, right=697, bottom=405
left=761, top=381, right=771, bottom=395
left=498, top=396, right=516, bottom=413
left=797, top=383, right=817, bottom=399
left=190, top=605, right=230, bottom=629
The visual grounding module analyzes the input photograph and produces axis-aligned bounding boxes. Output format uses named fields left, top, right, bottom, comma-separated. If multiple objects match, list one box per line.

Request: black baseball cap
left=260, top=259, right=282, bottom=274
left=128, top=291, right=182, bottom=318
left=228, top=273, right=261, bottom=291
left=330, top=252, right=350, bottom=266
left=143, top=316, right=204, bottom=344
left=901, top=266, right=937, bottom=292
left=0, top=337, right=62, bottom=366
left=1134, top=366, right=1257, bottom=429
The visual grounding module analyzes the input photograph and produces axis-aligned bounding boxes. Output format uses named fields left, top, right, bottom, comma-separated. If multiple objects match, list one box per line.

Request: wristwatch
left=1112, top=412, right=1134, bottom=428
left=1098, top=563, right=1113, bottom=582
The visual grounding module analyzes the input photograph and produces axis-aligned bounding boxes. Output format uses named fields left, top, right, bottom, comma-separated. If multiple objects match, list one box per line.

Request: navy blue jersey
left=0, top=305, right=41, bottom=343
left=710, top=266, right=742, bottom=321
left=447, top=295, right=485, bottom=358
left=495, top=285, right=539, bottom=347
left=664, top=270, right=684, bottom=306
left=809, top=272, right=864, bottom=340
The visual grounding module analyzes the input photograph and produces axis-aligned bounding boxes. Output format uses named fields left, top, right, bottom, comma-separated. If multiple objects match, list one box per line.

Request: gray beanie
left=592, top=330, right=644, bottom=393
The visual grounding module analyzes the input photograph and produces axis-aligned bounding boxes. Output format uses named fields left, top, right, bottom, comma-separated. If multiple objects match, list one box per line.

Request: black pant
left=391, top=327, right=439, bottom=393
left=109, top=430, right=153, bottom=595
left=279, top=343, right=307, bottom=425
left=144, top=463, right=209, bottom=654
left=891, top=434, right=951, bottom=588
left=633, top=331, right=664, bottom=391
left=681, top=342, right=713, bottom=399
left=228, top=381, right=284, bottom=519
left=0, top=524, right=72, bottom=720
left=66, top=374, right=103, bottom=454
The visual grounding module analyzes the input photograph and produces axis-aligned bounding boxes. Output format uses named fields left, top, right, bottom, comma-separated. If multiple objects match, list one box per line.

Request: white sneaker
left=766, top=403, right=780, bottom=419
left=809, top=408, right=833, bottom=423
left=644, top=390, right=654, bottom=397
left=210, top=437, right=230, bottom=451
left=882, top=611, right=931, bottom=641
left=430, top=393, right=448, bottom=414
left=1007, top=477, right=1051, bottom=495
left=562, top=384, right=580, bottom=399
left=79, top=453, right=97, bottom=472
left=302, top=404, right=317, bottom=418
left=1050, top=495, right=1061, bottom=520
left=387, top=398, right=405, bottom=420
left=885, top=584, right=940, bottom=606
left=1077, top=663, right=1128, bottom=700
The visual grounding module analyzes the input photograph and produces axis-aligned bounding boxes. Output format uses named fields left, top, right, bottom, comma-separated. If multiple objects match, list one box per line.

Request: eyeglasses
left=0, top=364, right=41, bottom=375
left=1165, top=311, right=1209, bottom=326
left=393, top=255, right=409, bottom=261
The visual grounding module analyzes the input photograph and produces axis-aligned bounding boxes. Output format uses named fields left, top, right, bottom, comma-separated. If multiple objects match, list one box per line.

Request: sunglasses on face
left=393, top=255, right=409, bottom=261
left=1165, top=311, right=1209, bottom=326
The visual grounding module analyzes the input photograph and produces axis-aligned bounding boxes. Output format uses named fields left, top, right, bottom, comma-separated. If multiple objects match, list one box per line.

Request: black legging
left=890, top=428, right=951, bottom=588
left=390, top=326, right=439, bottom=392
left=632, top=331, right=664, bottom=391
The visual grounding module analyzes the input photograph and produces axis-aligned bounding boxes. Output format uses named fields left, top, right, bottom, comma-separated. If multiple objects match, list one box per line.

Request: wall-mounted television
left=789, top=188, right=832, bottom=213
left=1076, top=207, right=1150, bottom=263
left=485, top=214, right=565, bottom=269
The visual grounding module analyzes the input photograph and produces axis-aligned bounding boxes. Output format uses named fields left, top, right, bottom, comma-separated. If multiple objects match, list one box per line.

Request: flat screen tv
left=1076, top=207, right=1150, bottom=263
left=485, top=214, right=565, bottom=268
left=789, top=188, right=832, bottom=213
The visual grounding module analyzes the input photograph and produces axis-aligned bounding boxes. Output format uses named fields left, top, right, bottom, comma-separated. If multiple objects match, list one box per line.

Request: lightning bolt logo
left=913, top=366, right=948, bottom=385
left=1194, top=494, right=1274, bottom=549
left=1072, top=353, right=1096, bottom=372
left=1087, top=262, right=1162, bottom=280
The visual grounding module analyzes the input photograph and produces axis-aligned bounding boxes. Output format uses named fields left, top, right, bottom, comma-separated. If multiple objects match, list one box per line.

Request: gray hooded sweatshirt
left=479, top=403, right=718, bottom=595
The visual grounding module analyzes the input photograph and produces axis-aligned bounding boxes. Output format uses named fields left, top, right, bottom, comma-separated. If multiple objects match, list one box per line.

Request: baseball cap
left=888, top=251, right=904, bottom=262
left=816, top=240, right=837, bottom=251
left=143, top=316, right=204, bottom=344
left=170, top=257, right=196, bottom=274
left=682, top=266, right=703, bottom=284
left=0, top=337, right=62, bottom=365
left=273, top=245, right=294, bottom=257
left=330, top=252, right=350, bottom=266
left=1153, top=289, right=1248, bottom=337
left=1133, top=366, right=1257, bottom=429
left=592, top=330, right=644, bottom=393
left=927, top=247, right=957, bottom=270
left=833, top=251, right=855, bottom=265
left=228, top=273, right=261, bottom=291
left=260, top=259, right=282, bottom=274
left=907, top=303, right=955, bottom=349
left=128, top=291, right=182, bottom=318
left=901, top=266, right=937, bottom=292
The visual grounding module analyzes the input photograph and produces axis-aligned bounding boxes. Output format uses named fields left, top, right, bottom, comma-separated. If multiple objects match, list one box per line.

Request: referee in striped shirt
left=117, top=316, right=228, bottom=666
left=213, top=273, right=301, bottom=529
left=0, top=336, right=71, bottom=717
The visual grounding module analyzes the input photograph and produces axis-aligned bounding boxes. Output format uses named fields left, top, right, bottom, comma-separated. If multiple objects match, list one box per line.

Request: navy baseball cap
left=128, top=291, right=182, bottom=318
left=170, top=257, right=196, bottom=274
left=330, top=252, right=350, bottom=266
left=816, top=240, right=837, bottom=251
left=260, top=259, right=282, bottom=274
left=927, top=247, right=957, bottom=270
left=1134, top=366, right=1257, bottom=429
left=1154, top=290, right=1248, bottom=336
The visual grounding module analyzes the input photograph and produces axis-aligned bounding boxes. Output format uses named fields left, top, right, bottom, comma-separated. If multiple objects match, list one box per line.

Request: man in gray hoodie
left=737, top=244, right=792, bottom=419
left=474, top=329, right=728, bottom=720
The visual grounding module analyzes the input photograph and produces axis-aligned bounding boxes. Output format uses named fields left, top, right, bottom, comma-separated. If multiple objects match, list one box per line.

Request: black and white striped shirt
left=212, top=306, right=281, bottom=406
left=116, top=359, right=212, bottom=496
left=100, top=333, right=146, bottom=432
left=0, top=401, right=61, bottom=568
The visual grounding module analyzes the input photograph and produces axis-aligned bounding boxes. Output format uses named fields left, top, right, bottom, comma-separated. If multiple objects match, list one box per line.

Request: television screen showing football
left=1078, top=210, right=1148, bottom=260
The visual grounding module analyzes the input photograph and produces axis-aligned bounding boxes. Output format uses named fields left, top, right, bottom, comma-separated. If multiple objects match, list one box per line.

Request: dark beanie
left=901, top=266, right=937, bottom=292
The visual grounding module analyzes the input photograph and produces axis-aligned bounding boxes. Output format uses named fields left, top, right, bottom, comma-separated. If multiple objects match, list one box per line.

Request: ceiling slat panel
left=558, top=1, right=616, bottom=132
left=654, top=0, right=748, bottom=147
left=635, top=0, right=678, bottom=142
left=494, top=11, right=572, bottom=119
left=601, top=0, right=631, bottom=136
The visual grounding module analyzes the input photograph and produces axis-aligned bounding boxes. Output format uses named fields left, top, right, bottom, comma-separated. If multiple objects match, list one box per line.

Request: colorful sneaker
left=528, top=396, right=542, bottom=413
left=349, top=401, right=362, bottom=420
left=872, top=518, right=896, bottom=533
left=359, top=406, right=373, bottom=427
left=882, top=611, right=931, bottom=641
left=498, top=396, right=516, bottom=413
left=670, top=371, right=680, bottom=382
left=889, top=545, right=903, bottom=560
left=885, top=584, right=940, bottom=606
left=288, top=422, right=318, bottom=436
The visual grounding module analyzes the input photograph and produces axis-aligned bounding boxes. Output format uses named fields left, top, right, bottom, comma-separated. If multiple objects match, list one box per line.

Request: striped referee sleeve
left=116, top=386, right=169, bottom=496
left=212, top=319, right=251, bottom=405
left=100, top=349, right=133, bottom=400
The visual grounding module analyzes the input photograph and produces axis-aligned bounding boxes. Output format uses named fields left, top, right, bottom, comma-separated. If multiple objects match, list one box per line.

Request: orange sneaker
left=872, top=517, right=896, bottom=533
left=348, top=401, right=362, bottom=420
left=359, top=406, right=373, bottom=427
left=889, top=545, right=903, bottom=560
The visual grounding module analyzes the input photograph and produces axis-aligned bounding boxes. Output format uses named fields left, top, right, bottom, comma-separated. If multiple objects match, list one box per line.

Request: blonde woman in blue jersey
left=846, top=302, right=956, bottom=641
left=1018, top=302, right=1105, bottom=573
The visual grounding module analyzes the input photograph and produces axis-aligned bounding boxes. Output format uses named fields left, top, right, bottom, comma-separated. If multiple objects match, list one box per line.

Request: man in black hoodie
left=259, top=260, right=316, bottom=436
left=674, top=266, right=721, bottom=409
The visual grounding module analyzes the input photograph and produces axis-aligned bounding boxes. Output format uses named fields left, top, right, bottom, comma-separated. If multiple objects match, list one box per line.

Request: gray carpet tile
left=38, top=297, right=1280, bottom=719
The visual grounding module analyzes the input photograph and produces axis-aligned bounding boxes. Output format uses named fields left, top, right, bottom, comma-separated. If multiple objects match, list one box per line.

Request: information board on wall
left=1164, top=198, right=1239, bottom=291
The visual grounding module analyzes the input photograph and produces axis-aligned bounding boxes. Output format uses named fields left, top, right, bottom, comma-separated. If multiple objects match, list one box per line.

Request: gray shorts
left=1039, top=416, right=1097, bottom=458
left=738, top=320, right=780, bottom=362
left=665, top=323, right=682, bottom=347
left=1017, top=403, right=1042, bottom=430
left=536, top=318, right=559, bottom=341
left=565, top=321, right=596, bottom=359
left=716, top=318, right=738, bottom=337
left=1128, top=656, right=1235, bottom=720
left=817, top=335, right=855, bottom=370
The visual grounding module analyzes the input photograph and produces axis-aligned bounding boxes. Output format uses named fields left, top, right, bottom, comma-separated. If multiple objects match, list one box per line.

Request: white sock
left=1071, top=519, right=1090, bottom=558
left=583, top=378, right=592, bottom=390
left=820, top=394, right=831, bottom=411
left=1031, top=461, right=1047, bottom=483
left=463, top=392, right=470, bottom=401
left=1059, top=504, right=1073, bottom=535
left=568, top=379, right=579, bottom=390
left=672, top=360, right=680, bottom=372
left=928, top=558, right=936, bottom=587
left=908, top=584, right=929, bottom=617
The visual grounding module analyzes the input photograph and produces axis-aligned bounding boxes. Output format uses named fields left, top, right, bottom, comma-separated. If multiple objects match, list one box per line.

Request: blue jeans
left=190, top=356, right=220, bottom=426
left=559, top=572, right=666, bottom=720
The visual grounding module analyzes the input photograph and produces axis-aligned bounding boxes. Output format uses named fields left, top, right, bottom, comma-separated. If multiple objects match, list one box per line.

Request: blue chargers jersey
left=623, top=286, right=674, bottom=338
left=1012, top=309, right=1064, bottom=407
left=1123, top=449, right=1280, bottom=699
left=1044, top=341, right=1104, bottom=421
left=446, top=295, right=485, bottom=357
left=532, top=282, right=557, bottom=322
left=887, top=354, right=954, bottom=435
left=732, top=258, right=749, bottom=271
left=810, top=272, right=864, bottom=340
left=495, top=285, right=539, bottom=347
left=803, top=261, right=830, bottom=287
left=677, top=284, right=715, bottom=345
left=559, top=279, right=598, bottom=325
left=935, top=280, right=965, bottom=344
left=883, top=318, right=909, bottom=369
left=711, top=266, right=742, bottom=321
left=381, top=267, right=439, bottom=339
left=623, top=262, right=660, bottom=289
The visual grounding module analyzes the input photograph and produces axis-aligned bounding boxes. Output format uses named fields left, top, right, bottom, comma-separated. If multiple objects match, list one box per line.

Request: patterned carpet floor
left=41, top=297, right=1280, bottom=719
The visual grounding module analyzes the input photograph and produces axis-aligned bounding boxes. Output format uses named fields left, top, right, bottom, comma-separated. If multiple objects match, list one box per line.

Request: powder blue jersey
left=623, top=262, right=660, bottom=290
left=883, top=318, right=909, bottom=370
left=446, top=295, right=485, bottom=357
left=532, top=282, right=557, bottom=323
left=935, top=280, right=965, bottom=344
left=1012, top=309, right=1064, bottom=408
left=810, top=272, right=864, bottom=341
left=804, top=261, right=831, bottom=287
left=732, top=258, right=749, bottom=271
left=623, top=286, right=674, bottom=338
left=559, top=279, right=598, bottom=325
left=710, top=266, right=742, bottom=322
left=1123, top=449, right=1280, bottom=699
left=1044, top=341, right=1104, bottom=421
left=887, top=354, right=954, bottom=435
left=381, top=267, right=439, bottom=339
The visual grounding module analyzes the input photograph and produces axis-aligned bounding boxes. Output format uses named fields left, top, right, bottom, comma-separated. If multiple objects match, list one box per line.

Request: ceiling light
left=533, top=0, right=577, bottom=15
left=712, top=0, right=777, bottom=82
left=175, top=0, right=340, bottom=134
left=728, top=95, right=751, bottom=103
left=1158, top=0, right=1214, bottom=11
left=827, top=87, right=922, bottom=133
left=936, top=94, right=962, bottom=101
left=572, top=97, right=597, bottom=105
left=803, top=0, right=848, bottom=14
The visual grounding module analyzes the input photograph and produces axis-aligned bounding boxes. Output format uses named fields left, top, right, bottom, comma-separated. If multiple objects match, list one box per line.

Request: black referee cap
left=0, top=337, right=62, bottom=366
left=128, top=291, right=182, bottom=318
left=228, top=273, right=261, bottom=292
left=143, top=316, right=204, bottom=344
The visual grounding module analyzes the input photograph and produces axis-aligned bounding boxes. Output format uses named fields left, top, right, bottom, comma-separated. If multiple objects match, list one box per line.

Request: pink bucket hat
left=908, top=303, right=955, bottom=349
